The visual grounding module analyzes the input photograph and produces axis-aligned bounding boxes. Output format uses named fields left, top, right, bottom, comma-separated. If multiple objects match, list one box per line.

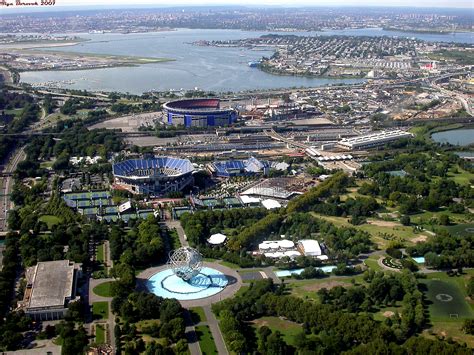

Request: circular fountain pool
left=146, top=267, right=228, bottom=301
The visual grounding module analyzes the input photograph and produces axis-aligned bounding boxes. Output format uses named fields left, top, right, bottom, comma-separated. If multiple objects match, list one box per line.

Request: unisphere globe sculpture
left=168, top=247, right=203, bottom=282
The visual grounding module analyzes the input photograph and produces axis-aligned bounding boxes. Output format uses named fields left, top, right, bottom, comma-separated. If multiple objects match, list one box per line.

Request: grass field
left=95, top=324, right=106, bottom=344
left=189, top=307, right=207, bottom=324
left=447, top=165, right=474, bottom=186
left=288, top=276, right=363, bottom=300
left=96, top=244, right=105, bottom=263
left=218, top=261, right=240, bottom=269
left=92, top=301, right=109, bottom=320
left=93, top=281, right=114, bottom=297
left=38, top=215, right=62, bottom=229
left=421, top=279, right=473, bottom=321
left=195, top=325, right=218, bottom=355
left=252, top=316, right=302, bottom=346
left=364, top=255, right=383, bottom=271
left=310, top=212, right=425, bottom=248
left=421, top=272, right=474, bottom=347
left=442, top=223, right=474, bottom=238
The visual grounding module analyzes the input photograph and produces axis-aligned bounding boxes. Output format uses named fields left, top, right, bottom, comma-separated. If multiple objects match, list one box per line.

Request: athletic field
left=421, top=279, right=474, bottom=320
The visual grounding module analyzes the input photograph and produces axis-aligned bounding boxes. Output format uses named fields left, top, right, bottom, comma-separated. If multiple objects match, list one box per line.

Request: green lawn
left=310, top=212, right=424, bottom=248
left=92, top=301, right=109, bottom=320
left=189, top=307, right=207, bottom=324
left=218, top=261, right=240, bottom=269
left=364, top=256, right=383, bottom=271
left=38, top=215, right=62, bottom=229
left=288, top=276, right=363, bottom=300
left=96, top=244, right=105, bottom=263
left=421, top=279, right=473, bottom=321
left=447, top=165, right=474, bottom=186
left=93, top=281, right=114, bottom=297
left=442, top=223, right=474, bottom=238
left=95, top=324, right=106, bottom=344
left=195, top=325, right=218, bottom=355
left=251, top=316, right=302, bottom=346
left=421, top=270, right=474, bottom=347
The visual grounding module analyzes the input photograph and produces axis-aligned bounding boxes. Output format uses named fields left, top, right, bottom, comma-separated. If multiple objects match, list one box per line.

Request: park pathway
left=183, top=310, right=202, bottom=355
left=164, top=220, right=188, bottom=247
left=202, top=305, right=229, bottom=355
left=89, top=278, right=115, bottom=352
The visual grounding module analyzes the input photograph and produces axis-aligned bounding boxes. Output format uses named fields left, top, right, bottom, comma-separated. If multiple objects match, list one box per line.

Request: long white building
left=337, top=130, right=414, bottom=150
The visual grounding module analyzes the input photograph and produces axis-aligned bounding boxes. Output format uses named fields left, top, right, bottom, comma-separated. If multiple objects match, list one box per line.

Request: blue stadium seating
left=113, top=157, right=194, bottom=177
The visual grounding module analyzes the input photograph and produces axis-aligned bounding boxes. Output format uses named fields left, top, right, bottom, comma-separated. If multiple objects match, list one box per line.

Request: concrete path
left=183, top=310, right=202, bottom=355
left=202, top=306, right=229, bottom=355
left=164, top=220, right=188, bottom=247
left=89, top=278, right=115, bottom=351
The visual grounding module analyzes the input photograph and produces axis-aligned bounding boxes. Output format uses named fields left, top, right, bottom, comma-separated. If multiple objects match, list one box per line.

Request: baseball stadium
left=113, top=157, right=194, bottom=196
left=163, top=98, right=237, bottom=128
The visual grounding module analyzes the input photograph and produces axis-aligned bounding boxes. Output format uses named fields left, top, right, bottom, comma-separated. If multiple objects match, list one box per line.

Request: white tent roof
left=278, top=239, right=294, bottom=249
left=284, top=250, right=301, bottom=258
left=207, top=233, right=227, bottom=245
left=258, top=243, right=271, bottom=250
left=272, top=252, right=285, bottom=258
left=317, top=255, right=329, bottom=260
left=261, top=199, right=282, bottom=210
left=268, top=242, right=280, bottom=249
left=239, top=195, right=261, bottom=204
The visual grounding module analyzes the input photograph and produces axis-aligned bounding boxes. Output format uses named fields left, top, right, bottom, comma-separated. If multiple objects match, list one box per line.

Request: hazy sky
left=3, top=0, right=474, bottom=7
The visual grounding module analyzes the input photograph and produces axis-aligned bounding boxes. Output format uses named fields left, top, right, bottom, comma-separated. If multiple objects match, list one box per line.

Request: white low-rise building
left=337, top=130, right=413, bottom=150
left=297, top=239, right=322, bottom=257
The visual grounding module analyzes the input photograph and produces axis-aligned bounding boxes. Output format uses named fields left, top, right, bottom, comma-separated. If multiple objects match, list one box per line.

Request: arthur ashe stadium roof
left=113, top=157, right=194, bottom=178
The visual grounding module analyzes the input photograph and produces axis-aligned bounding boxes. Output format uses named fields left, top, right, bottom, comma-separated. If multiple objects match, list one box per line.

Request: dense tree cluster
left=181, top=199, right=373, bottom=264
left=109, top=216, right=166, bottom=268
left=407, top=231, right=474, bottom=269
left=181, top=208, right=268, bottom=246
left=60, top=98, right=95, bottom=115
left=111, top=291, right=187, bottom=354
left=287, top=172, right=352, bottom=213
left=212, top=277, right=470, bottom=354
left=361, top=152, right=472, bottom=211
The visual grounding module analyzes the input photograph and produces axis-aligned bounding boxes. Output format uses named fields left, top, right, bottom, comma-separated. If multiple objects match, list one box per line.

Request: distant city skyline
left=2, top=0, right=473, bottom=10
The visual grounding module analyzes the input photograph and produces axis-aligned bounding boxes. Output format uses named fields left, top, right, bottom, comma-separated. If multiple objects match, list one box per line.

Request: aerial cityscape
left=0, top=3, right=473, bottom=355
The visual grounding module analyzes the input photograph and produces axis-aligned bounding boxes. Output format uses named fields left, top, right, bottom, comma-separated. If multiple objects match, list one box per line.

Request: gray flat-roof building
left=337, top=130, right=413, bottom=150
left=21, top=260, right=81, bottom=321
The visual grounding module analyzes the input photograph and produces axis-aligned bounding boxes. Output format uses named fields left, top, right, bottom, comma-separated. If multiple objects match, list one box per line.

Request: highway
left=0, top=147, right=26, bottom=232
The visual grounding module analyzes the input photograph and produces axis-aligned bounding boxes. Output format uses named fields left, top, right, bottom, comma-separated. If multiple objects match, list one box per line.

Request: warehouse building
left=337, top=130, right=413, bottom=150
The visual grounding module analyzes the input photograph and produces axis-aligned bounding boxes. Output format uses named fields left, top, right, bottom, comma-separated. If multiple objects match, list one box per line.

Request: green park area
left=95, top=324, right=106, bottom=344
left=251, top=316, right=302, bottom=347
left=38, top=215, right=62, bottom=229
left=421, top=271, right=474, bottom=347
left=93, top=281, right=114, bottom=297
left=195, top=325, right=218, bottom=355
left=92, top=301, right=109, bottom=320
left=96, top=244, right=105, bottom=263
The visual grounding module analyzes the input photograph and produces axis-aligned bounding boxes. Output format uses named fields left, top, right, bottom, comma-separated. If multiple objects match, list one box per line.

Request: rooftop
left=26, top=260, right=76, bottom=310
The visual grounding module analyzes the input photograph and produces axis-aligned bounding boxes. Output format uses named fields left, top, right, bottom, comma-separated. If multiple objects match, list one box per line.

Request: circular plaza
left=137, top=261, right=242, bottom=307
